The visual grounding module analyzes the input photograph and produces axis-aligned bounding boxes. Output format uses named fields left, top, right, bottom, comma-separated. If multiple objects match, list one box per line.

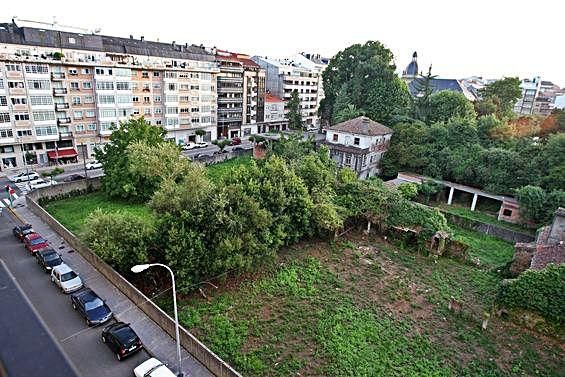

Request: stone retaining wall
left=26, top=182, right=241, bottom=377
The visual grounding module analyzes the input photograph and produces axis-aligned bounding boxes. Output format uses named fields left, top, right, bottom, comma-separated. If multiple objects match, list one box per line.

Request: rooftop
left=216, top=49, right=260, bottom=68
left=327, top=116, right=393, bottom=136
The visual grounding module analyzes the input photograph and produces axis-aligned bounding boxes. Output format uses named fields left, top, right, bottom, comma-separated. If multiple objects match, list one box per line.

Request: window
left=0, top=96, right=6, bottom=106
left=354, top=137, right=360, bottom=146
left=100, top=122, right=113, bottom=131
left=72, top=96, right=81, bottom=105
left=74, top=111, right=83, bottom=119
left=179, top=84, right=190, bottom=91
left=155, top=119, right=162, bottom=125
left=114, top=68, right=130, bottom=77
left=96, top=81, right=114, bottom=90
left=201, top=105, right=211, bottom=112
left=101, top=109, right=116, bottom=118
left=502, top=209, right=513, bottom=217
left=191, top=107, right=199, bottom=113
left=97, top=95, right=115, bottom=104
left=153, top=71, right=160, bottom=77
left=84, top=96, right=94, bottom=104
left=201, top=116, right=211, bottom=123
left=27, top=80, right=50, bottom=90
left=6, top=64, right=21, bottom=72
left=10, top=97, right=27, bottom=105
left=165, top=95, right=178, bottom=102
left=166, top=118, right=179, bottom=126
left=190, top=85, right=199, bottom=90
left=86, top=110, right=95, bottom=118
left=32, top=111, right=55, bottom=122
left=0, top=113, right=10, bottom=123
left=68, top=37, right=76, bottom=44
left=117, top=95, right=132, bottom=103
left=144, top=108, right=151, bottom=115
left=69, top=82, right=79, bottom=91
left=0, top=129, right=14, bottom=138
left=344, top=153, right=351, bottom=165
left=14, top=113, right=30, bottom=121
left=25, top=64, right=48, bottom=74
left=154, top=108, right=162, bottom=114
left=87, top=123, right=96, bottom=131
left=81, top=68, right=91, bottom=75
left=132, top=96, right=139, bottom=103
left=8, top=81, right=25, bottom=88
left=82, top=82, right=92, bottom=89
left=29, top=96, right=53, bottom=105
left=332, top=134, right=338, bottom=142
left=143, top=96, right=150, bottom=103
left=116, top=82, right=130, bottom=90
left=166, top=107, right=178, bottom=114
left=118, top=109, right=129, bottom=117
left=131, top=83, right=138, bottom=91
left=153, top=95, right=162, bottom=102
left=68, top=68, right=78, bottom=75
left=17, top=130, right=32, bottom=137
left=164, top=72, right=177, bottom=79
left=35, top=126, right=58, bottom=136
left=180, top=108, right=190, bottom=113
left=75, top=124, right=84, bottom=132
left=362, top=154, right=367, bottom=167
left=143, top=84, right=150, bottom=91
left=152, top=83, right=161, bottom=89
left=167, top=83, right=177, bottom=91
left=179, top=96, right=190, bottom=102
left=0, top=79, right=3, bottom=89
left=142, top=71, right=149, bottom=78
left=132, top=109, right=140, bottom=115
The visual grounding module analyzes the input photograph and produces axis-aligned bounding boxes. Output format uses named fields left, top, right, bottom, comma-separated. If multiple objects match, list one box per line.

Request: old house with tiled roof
left=323, top=116, right=393, bottom=179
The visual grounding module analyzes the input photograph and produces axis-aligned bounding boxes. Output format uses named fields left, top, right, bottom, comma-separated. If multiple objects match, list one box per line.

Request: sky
left=4, top=0, right=565, bottom=86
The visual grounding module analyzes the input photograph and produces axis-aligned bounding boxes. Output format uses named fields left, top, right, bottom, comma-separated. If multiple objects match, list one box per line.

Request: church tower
left=402, top=51, right=419, bottom=82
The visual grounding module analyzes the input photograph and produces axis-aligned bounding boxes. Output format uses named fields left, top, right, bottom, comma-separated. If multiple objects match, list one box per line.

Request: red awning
left=47, top=148, right=78, bottom=159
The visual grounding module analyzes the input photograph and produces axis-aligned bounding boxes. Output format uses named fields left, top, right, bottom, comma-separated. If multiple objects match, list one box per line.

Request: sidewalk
left=12, top=197, right=212, bottom=377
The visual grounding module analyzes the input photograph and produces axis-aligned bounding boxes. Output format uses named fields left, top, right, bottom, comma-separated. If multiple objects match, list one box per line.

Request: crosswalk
left=0, top=193, right=20, bottom=208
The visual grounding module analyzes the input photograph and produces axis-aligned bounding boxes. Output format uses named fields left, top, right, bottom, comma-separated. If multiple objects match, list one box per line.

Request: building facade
left=257, top=93, right=286, bottom=133
left=323, top=116, right=392, bottom=179
left=251, top=56, right=322, bottom=130
left=514, top=77, right=541, bottom=115
left=0, top=21, right=219, bottom=172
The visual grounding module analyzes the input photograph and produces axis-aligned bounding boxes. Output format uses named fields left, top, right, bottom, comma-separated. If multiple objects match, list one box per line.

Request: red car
left=229, top=137, right=242, bottom=146
left=23, top=233, right=49, bottom=255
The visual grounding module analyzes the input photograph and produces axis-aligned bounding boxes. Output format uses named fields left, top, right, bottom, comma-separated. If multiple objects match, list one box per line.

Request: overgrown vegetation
left=205, top=155, right=252, bottom=182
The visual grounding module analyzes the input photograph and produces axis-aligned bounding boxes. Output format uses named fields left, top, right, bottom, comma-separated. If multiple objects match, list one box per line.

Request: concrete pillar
left=471, top=193, right=478, bottom=211
left=447, top=187, right=455, bottom=205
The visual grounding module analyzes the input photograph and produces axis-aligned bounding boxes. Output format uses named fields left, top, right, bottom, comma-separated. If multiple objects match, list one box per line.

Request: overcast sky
left=4, top=0, right=565, bottom=86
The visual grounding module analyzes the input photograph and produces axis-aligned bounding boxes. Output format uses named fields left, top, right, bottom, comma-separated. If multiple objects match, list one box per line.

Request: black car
left=101, top=322, right=143, bottom=360
left=35, top=248, right=63, bottom=272
left=13, top=224, right=34, bottom=241
left=71, top=288, right=113, bottom=326
left=64, top=174, right=86, bottom=182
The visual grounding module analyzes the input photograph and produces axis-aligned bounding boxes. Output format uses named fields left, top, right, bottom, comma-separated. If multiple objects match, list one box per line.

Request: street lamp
left=17, top=136, right=31, bottom=188
left=131, top=263, right=183, bottom=377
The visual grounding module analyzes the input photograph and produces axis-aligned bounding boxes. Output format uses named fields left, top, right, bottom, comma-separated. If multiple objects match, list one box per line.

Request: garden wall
left=26, top=182, right=241, bottom=377
left=441, top=211, right=535, bottom=244
left=191, top=148, right=251, bottom=166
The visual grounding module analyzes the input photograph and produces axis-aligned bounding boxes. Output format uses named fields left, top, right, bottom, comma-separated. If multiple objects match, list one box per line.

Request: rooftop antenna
left=12, top=16, right=101, bottom=34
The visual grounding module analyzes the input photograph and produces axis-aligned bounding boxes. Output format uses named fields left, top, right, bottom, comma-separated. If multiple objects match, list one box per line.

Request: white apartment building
left=251, top=55, right=322, bottom=130
left=514, top=77, right=541, bottom=115
left=0, top=21, right=219, bottom=172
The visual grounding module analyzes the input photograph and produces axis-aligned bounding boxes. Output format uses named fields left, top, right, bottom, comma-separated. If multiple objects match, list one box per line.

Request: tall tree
left=321, top=41, right=410, bottom=125
left=95, top=117, right=167, bottom=202
left=287, top=90, right=303, bottom=130
left=478, top=77, right=522, bottom=118
left=427, top=91, right=477, bottom=123
left=411, top=65, right=436, bottom=122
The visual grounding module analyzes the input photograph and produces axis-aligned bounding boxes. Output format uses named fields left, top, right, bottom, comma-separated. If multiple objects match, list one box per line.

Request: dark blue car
left=70, top=288, right=113, bottom=326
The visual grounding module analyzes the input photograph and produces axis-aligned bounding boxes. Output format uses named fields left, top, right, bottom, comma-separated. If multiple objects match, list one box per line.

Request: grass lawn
left=206, top=155, right=252, bottom=182
left=168, top=231, right=562, bottom=377
left=43, top=191, right=153, bottom=236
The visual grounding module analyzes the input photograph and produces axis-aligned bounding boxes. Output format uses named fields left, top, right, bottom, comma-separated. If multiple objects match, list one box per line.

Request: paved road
left=0, top=212, right=149, bottom=376
left=0, top=260, right=80, bottom=377
left=181, top=140, right=253, bottom=159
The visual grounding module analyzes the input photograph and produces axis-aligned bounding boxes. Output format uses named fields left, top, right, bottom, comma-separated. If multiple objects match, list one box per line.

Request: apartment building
left=215, top=50, right=265, bottom=138
left=257, top=93, right=286, bottom=133
left=251, top=56, right=322, bottom=130
left=0, top=21, right=218, bottom=171
left=514, top=77, right=541, bottom=115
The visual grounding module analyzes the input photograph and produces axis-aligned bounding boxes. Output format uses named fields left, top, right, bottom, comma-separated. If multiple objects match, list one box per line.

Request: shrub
left=497, top=264, right=565, bottom=323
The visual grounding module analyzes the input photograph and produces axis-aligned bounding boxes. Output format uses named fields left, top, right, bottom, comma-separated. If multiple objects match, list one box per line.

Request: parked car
left=35, top=248, right=63, bottom=273
left=13, top=224, right=34, bottom=241
left=8, top=171, right=40, bottom=183
left=26, top=179, right=57, bottom=191
left=64, top=174, right=86, bottom=182
left=51, top=264, right=83, bottom=293
left=71, top=288, right=113, bottom=326
left=134, top=358, right=176, bottom=377
left=181, top=142, right=197, bottom=150
left=85, top=160, right=103, bottom=170
left=195, top=141, right=209, bottom=148
left=229, top=137, right=241, bottom=146
left=101, top=322, right=143, bottom=361
left=23, top=233, right=49, bottom=255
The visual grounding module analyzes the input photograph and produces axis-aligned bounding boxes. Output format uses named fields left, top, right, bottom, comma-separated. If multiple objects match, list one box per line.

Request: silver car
left=51, top=263, right=83, bottom=293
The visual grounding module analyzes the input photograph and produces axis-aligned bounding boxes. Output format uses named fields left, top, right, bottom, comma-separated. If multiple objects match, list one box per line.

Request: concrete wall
left=26, top=183, right=241, bottom=377
left=191, top=148, right=251, bottom=166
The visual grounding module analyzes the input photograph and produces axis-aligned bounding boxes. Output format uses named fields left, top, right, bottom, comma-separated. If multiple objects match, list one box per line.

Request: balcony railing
left=51, top=72, right=66, bottom=80
left=53, top=88, right=68, bottom=95
left=55, top=103, right=70, bottom=110
left=59, top=131, right=73, bottom=139
left=217, top=97, right=243, bottom=103
left=57, top=117, right=71, bottom=125
left=218, top=107, right=243, bottom=113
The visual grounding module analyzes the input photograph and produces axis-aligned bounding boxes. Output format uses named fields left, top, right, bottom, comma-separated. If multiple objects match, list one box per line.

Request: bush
left=497, top=264, right=565, bottom=323
left=397, top=182, right=418, bottom=200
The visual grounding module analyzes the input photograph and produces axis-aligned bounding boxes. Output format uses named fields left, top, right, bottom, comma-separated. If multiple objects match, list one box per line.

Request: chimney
left=140, top=36, right=144, bottom=41
left=172, top=41, right=176, bottom=48
left=129, top=35, right=133, bottom=39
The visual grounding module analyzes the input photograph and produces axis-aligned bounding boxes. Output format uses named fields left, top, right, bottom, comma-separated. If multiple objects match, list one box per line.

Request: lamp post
left=17, top=137, right=31, bottom=188
left=131, top=264, right=183, bottom=377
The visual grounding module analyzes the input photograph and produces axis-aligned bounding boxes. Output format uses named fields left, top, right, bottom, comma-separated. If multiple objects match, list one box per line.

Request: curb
left=7, top=205, right=26, bottom=225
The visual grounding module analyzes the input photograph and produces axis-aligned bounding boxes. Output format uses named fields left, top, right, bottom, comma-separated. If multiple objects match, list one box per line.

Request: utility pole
left=81, top=142, right=88, bottom=178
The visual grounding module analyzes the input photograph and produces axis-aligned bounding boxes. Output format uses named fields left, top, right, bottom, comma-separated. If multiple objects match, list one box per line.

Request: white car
left=85, top=160, right=103, bottom=170
left=134, top=358, right=176, bottom=377
left=51, top=264, right=83, bottom=293
left=8, top=171, right=40, bottom=183
left=195, top=141, right=209, bottom=148
left=182, top=142, right=197, bottom=150
left=26, top=179, right=58, bottom=191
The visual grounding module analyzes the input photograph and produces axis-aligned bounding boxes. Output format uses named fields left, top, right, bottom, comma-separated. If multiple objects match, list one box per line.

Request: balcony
left=55, top=103, right=70, bottom=111
left=217, top=97, right=243, bottom=104
left=53, top=88, right=68, bottom=95
left=59, top=131, right=73, bottom=139
left=217, top=87, right=243, bottom=93
left=51, top=72, right=66, bottom=80
left=218, top=76, right=243, bottom=83
left=218, top=107, right=243, bottom=113
left=57, top=117, right=71, bottom=125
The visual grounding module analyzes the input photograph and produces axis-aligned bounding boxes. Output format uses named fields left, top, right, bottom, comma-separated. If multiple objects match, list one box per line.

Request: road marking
left=0, top=201, right=5, bottom=208
left=2, top=198, right=10, bottom=207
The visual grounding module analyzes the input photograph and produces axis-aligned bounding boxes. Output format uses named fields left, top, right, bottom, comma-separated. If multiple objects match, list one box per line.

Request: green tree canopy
left=427, top=91, right=477, bottom=124
left=478, top=77, right=522, bottom=118
left=287, top=90, right=303, bottom=130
